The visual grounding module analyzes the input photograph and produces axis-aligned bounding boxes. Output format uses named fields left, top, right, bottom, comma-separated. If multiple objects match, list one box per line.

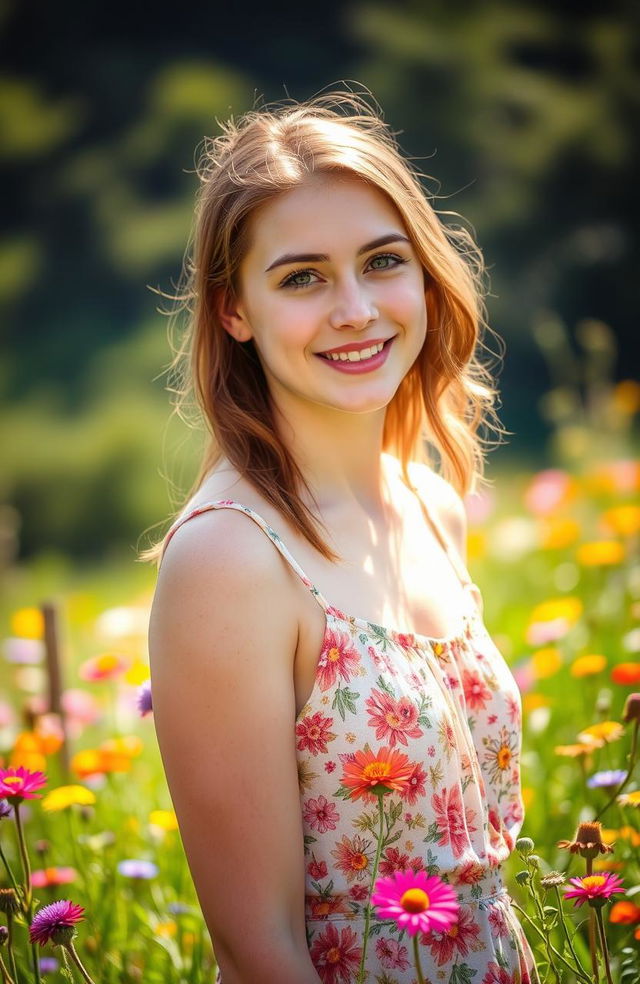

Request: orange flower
left=554, top=743, right=598, bottom=758
left=609, top=900, right=640, bottom=924
left=571, top=654, right=607, bottom=678
left=611, top=663, right=640, bottom=686
left=602, top=505, right=640, bottom=538
left=532, top=647, right=562, bottom=679
left=71, top=748, right=131, bottom=778
left=540, top=517, right=581, bottom=550
left=522, top=694, right=551, bottom=715
left=576, top=541, right=625, bottom=567
left=611, top=380, right=640, bottom=416
left=341, top=745, right=414, bottom=801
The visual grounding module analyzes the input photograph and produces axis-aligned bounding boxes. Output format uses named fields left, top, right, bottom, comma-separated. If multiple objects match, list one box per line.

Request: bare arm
left=148, top=510, right=321, bottom=984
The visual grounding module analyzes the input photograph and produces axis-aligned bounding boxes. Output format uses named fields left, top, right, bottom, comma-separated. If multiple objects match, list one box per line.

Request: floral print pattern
left=163, top=500, right=540, bottom=984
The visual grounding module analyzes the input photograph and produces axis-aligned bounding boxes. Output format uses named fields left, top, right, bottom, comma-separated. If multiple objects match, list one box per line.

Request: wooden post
left=41, top=602, right=71, bottom=783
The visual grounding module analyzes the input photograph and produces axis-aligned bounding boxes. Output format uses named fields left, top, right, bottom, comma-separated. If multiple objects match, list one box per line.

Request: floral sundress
left=161, top=497, right=540, bottom=984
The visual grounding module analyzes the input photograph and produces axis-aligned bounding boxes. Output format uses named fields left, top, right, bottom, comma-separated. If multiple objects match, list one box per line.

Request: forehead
left=244, top=173, right=406, bottom=258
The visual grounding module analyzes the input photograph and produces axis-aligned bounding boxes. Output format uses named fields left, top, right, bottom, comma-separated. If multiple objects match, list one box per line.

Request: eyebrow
left=264, top=233, right=412, bottom=273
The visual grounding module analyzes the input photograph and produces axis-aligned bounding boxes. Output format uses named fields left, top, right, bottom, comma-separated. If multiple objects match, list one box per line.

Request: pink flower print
left=348, top=883, right=368, bottom=902
left=488, top=904, right=510, bottom=938
left=400, top=762, right=427, bottom=806
left=507, top=693, right=521, bottom=726
left=308, top=856, right=328, bottom=880
left=457, top=860, right=486, bottom=885
left=303, top=795, right=340, bottom=833
left=317, top=627, right=360, bottom=690
left=365, top=688, right=423, bottom=747
left=432, top=785, right=477, bottom=858
left=295, top=712, right=336, bottom=756
left=375, top=937, right=411, bottom=971
left=324, top=760, right=336, bottom=774
left=462, top=669, right=492, bottom=711
left=378, top=846, right=411, bottom=877
left=488, top=713, right=498, bottom=725
left=481, top=960, right=522, bottom=984
left=396, top=633, right=415, bottom=649
left=427, top=745, right=436, bottom=757
left=330, top=834, right=373, bottom=883
left=421, top=906, right=481, bottom=965
left=309, top=923, right=362, bottom=983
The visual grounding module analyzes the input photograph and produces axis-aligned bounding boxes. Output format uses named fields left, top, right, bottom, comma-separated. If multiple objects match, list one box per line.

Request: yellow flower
left=571, top=654, right=607, bottom=678
left=466, top=530, right=486, bottom=560
left=522, top=787, right=534, bottom=809
left=616, top=825, right=640, bottom=846
left=149, top=809, right=178, bottom=831
left=611, top=379, right=640, bottom=415
left=529, top=597, right=583, bottom=625
left=124, top=660, right=151, bottom=686
left=11, top=607, right=44, bottom=639
left=576, top=541, right=625, bottom=567
left=101, top=735, right=143, bottom=758
left=601, top=505, right=640, bottom=538
left=578, top=721, right=624, bottom=746
left=532, top=648, right=562, bottom=679
left=540, top=517, right=581, bottom=550
left=155, top=920, right=177, bottom=938
left=555, top=743, right=598, bottom=757
left=42, top=785, right=97, bottom=812
left=600, top=828, right=617, bottom=845
left=523, top=694, right=551, bottom=714
left=618, top=790, right=640, bottom=808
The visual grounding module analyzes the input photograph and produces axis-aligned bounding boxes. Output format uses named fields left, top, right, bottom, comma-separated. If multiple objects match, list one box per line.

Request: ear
left=216, top=288, right=253, bottom=343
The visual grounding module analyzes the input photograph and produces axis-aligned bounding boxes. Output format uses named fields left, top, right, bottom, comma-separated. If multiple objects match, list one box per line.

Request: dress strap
left=159, top=500, right=331, bottom=614
left=413, top=490, right=475, bottom=590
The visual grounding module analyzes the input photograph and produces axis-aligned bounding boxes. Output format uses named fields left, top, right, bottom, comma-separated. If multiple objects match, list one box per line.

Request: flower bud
left=0, top=888, right=20, bottom=914
left=51, top=924, right=78, bottom=946
left=515, top=870, right=530, bottom=885
left=516, top=837, right=535, bottom=856
left=528, top=854, right=541, bottom=869
left=0, top=925, right=8, bottom=945
left=623, top=693, right=640, bottom=724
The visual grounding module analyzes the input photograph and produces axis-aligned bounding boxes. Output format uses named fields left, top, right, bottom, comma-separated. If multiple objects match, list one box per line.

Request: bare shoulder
left=406, top=460, right=468, bottom=564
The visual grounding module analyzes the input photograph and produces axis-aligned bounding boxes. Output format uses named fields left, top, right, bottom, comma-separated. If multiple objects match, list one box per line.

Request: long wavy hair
left=139, top=86, right=507, bottom=566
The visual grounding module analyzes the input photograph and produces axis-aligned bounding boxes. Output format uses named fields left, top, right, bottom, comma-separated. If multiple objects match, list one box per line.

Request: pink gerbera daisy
left=0, top=766, right=47, bottom=803
left=29, top=900, right=85, bottom=946
left=371, top=869, right=460, bottom=937
left=563, top=872, right=625, bottom=907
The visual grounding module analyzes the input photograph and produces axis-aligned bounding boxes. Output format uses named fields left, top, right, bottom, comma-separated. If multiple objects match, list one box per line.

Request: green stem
left=554, top=884, right=590, bottom=980
left=0, top=842, right=22, bottom=904
left=65, top=942, right=97, bottom=984
left=528, top=873, right=561, bottom=984
left=6, top=912, right=20, bottom=984
left=412, top=934, right=425, bottom=984
left=594, top=907, right=614, bottom=984
left=510, top=902, right=594, bottom=983
left=585, top=859, right=600, bottom=983
left=356, top=795, right=386, bottom=984
left=0, top=952, right=15, bottom=984
left=12, top=803, right=32, bottom=911
left=594, top=718, right=639, bottom=822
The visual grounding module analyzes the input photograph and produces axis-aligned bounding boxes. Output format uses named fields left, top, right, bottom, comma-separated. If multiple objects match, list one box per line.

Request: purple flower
left=136, top=680, right=153, bottom=717
left=29, top=900, right=85, bottom=945
left=117, top=859, right=158, bottom=879
left=39, top=956, right=60, bottom=974
left=0, top=800, right=11, bottom=820
left=167, top=901, right=192, bottom=915
left=587, top=770, right=627, bottom=789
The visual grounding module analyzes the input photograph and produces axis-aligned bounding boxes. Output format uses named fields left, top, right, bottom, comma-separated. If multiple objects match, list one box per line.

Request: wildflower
left=0, top=888, right=20, bottom=914
left=611, top=663, right=640, bottom=685
left=602, top=504, right=640, bottom=537
left=554, top=742, right=598, bottom=757
left=557, top=821, right=614, bottom=859
left=563, top=872, right=624, bottom=908
left=124, top=659, right=150, bottom=686
left=148, top=809, right=178, bottom=831
left=571, top=654, right=607, bottom=677
left=340, top=745, right=414, bottom=801
left=71, top=748, right=130, bottom=778
left=609, top=900, right=640, bottom=924
left=617, top=790, right=640, bottom=808
left=540, top=871, right=565, bottom=889
left=515, top=837, right=535, bottom=856
left=0, top=801, right=10, bottom=820
left=623, top=693, right=640, bottom=723
left=79, top=653, right=128, bottom=682
left=524, top=470, right=576, bottom=516
left=39, top=956, right=60, bottom=974
left=540, top=517, right=581, bottom=550
left=576, top=541, right=625, bottom=566
left=0, top=765, right=47, bottom=803
left=371, top=869, right=459, bottom=936
left=11, top=607, right=44, bottom=639
left=29, top=900, right=85, bottom=945
left=2, top=637, right=45, bottom=664
left=42, top=785, right=96, bottom=812
left=117, top=859, right=159, bottom=879
left=136, top=680, right=153, bottom=716
left=31, top=867, right=77, bottom=888
left=531, top=647, right=562, bottom=679
left=577, top=721, right=624, bottom=746
left=587, top=770, right=627, bottom=789
left=0, top=926, right=7, bottom=944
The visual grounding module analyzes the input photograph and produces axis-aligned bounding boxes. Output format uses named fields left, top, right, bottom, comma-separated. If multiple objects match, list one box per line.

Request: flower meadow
left=1, top=445, right=640, bottom=981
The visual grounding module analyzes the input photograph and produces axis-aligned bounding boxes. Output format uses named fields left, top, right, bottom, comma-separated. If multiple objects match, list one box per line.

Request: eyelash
left=279, top=253, right=409, bottom=290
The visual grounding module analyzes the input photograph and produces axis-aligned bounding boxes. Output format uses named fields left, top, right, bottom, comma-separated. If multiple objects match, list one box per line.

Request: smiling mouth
left=318, top=338, right=394, bottom=363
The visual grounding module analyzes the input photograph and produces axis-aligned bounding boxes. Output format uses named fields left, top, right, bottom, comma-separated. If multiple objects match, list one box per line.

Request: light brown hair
left=139, top=87, right=507, bottom=566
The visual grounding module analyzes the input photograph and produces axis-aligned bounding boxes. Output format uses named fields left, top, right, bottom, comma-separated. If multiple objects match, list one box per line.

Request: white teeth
left=324, top=341, right=385, bottom=362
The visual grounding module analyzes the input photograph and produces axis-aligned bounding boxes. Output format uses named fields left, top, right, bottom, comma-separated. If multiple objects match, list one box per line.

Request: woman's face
left=222, top=172, right=428, bottom=419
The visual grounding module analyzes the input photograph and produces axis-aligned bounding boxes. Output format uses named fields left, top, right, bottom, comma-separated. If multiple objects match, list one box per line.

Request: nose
left=327, top=275, right=378, bottom=331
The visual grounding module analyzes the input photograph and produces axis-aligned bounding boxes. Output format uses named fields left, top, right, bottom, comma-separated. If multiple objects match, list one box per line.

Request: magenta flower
left=29, top=900, right=85, bottom=945
left=563, top=872, right=625, bottom=907
left=371, top=870, right=460, bottom=936
left=0, top=765, right=47, bottom=803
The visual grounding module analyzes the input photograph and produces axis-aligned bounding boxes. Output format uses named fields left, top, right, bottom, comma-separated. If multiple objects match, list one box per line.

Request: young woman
left=145, top=89, right=539, bottom=984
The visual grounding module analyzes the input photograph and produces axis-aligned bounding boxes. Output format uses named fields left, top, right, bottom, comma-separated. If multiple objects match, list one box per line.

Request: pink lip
left=317, top=337, right=392, bottom=356
left=315, top=336, right=395, bottom=374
